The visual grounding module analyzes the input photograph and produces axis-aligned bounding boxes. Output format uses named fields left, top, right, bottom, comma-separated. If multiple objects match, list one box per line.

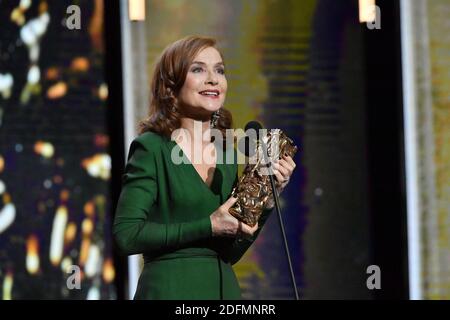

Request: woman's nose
left=205, top=70, right=218, bottom=85
left=206, top=79, right=218, bottom=85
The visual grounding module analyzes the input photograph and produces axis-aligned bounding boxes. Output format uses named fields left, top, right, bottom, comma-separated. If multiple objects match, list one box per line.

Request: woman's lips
left=198, top=90, right=220, bottom=99
left=200, top=94, right=219, bottom=99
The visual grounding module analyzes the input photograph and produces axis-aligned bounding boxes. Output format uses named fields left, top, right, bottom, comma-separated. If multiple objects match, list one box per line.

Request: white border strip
left=119, top=0, right=140, bottom=300
left=400, top=0, right=422, bottom=300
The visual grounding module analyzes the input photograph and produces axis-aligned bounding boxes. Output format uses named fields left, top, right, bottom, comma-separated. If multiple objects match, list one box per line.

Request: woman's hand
left=210, top=196, right=258, bottom=239
left=266, top=153, right=297, bottom=208
left=273, top=153, right=296, bottom=191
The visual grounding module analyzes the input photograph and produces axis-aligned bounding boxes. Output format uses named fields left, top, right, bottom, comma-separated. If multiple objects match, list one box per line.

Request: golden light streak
left=3, top=272, right=13, bottom=300
left=26, top=234, right=40, bottom=274
left=102, top=258, right=115, bottom=283
left=33, top=140, right=54, bottom=158
left=64, top=222, right=77, bottom=246
left=38, top=0, right=48, bottom=14
left=82, top=218, right=94, bottom=237
left=70, top=57, right=90, bottom=72
left=84, top=201, right=95, bottom=218
left=129, top=0, right=145, bottom=21
left=45, top=67, right=60, bottom=80
left=46, top=81, right=67, bottom=99
left=3, top=192, right=11, bottom=202
left=359, top=0, right=376, bottom=23
left=98, top=83, right=108, bottom=100
left=84, top=244, right=100, bottom=278
left=11, top=8, right=25, bottom=25
left=79, top=238, right=91, bottom=266
left=60, top=189, right=70, bottom=202
left=81, top=154, right=111, bottom=180
left=61, top=256, right=73, bottom=273
left=49, top=206, right=68, bottom=266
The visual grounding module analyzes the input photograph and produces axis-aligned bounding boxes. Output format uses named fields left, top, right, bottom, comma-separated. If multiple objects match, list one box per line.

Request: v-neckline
left=170, top=140, right=220, bottom=193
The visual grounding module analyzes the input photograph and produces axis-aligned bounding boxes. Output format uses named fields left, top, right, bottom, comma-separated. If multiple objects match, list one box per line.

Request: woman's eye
left=217, top=68, right=225, bottom=75
left=192, top=67, right=203, bottom=73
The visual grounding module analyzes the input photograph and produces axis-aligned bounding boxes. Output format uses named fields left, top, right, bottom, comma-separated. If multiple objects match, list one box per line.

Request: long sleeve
left=113, top=138, right=212, bottom=256
left=221, top=207, right=273, bottom=265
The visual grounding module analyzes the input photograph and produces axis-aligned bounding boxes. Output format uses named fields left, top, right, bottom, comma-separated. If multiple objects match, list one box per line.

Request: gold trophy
left=229, top=128, right=298, bottom=227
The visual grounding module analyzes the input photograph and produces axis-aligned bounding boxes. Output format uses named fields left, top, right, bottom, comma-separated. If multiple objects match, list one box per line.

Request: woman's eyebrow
left=191, top=61, right=224, bottom=66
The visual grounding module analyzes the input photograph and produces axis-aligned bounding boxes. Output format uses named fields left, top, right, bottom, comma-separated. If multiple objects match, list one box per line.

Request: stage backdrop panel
left=403, top=0, right=450, bottom=300
left=0, top=0, right=116, bottom=299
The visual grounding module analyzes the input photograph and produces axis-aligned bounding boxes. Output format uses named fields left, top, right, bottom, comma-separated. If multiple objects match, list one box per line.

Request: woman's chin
left=199, top=104, right=222, bottom=114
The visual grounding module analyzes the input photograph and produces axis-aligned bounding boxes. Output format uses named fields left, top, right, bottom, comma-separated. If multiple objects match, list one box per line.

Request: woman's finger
left=282, top=155, right=296, bottom=169
left=240, top=222, right=258, bottom=237
left=273, top=170, right=284, bottom=184
left=279, top=159, right=294, bottom=174
left=223, top=196, right=238, bottom=209
left=276, top=160, right=290, bottom=177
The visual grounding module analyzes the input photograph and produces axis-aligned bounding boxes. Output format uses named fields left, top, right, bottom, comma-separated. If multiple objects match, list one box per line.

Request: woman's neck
left=179, top=117, right=212, bottom=145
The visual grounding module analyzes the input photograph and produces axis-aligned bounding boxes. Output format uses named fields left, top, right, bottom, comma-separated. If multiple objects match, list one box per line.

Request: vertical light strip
left=120, top=0, right=141, bottom=300
left=359, top=0, right=376, bottom=23
left=128, top=0, right=145, bottom=21
left=400, top=0, right=422, bottom=300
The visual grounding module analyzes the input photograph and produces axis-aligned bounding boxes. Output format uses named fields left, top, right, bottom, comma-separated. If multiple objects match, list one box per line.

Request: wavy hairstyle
left=138, top=35, right=234, bottom=148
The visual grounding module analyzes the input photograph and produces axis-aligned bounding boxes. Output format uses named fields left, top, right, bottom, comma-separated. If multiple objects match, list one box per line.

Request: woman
left=113, top=35, right=296, bottom=299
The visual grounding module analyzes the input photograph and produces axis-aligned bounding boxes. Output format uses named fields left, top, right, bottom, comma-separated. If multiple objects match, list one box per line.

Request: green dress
left=113, top=131, right=273, bottom=300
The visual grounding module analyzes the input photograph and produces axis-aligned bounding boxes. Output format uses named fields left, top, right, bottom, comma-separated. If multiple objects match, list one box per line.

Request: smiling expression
left=177, top=46, right=227, bottom=116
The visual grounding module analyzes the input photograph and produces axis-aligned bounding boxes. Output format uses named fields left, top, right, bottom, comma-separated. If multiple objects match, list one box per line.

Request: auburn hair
left=138, top=35, right=234, bottom=148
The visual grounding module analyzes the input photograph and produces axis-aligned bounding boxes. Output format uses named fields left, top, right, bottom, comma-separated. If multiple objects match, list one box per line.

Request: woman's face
left=177, top=46, right=227, bottom=117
